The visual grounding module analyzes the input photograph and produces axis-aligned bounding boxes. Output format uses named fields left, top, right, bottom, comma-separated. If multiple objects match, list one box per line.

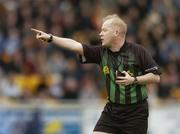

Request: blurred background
left=0, top=0, right=180, bottom=134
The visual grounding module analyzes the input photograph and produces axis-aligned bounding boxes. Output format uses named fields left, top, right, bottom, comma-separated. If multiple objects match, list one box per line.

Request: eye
left=101, top=28, right=107, bottom=32
left=103, top=29, right=107, bottom=32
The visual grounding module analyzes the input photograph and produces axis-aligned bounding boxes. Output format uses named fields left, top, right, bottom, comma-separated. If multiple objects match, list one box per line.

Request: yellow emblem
left=103, top=65, right=110, bottom=74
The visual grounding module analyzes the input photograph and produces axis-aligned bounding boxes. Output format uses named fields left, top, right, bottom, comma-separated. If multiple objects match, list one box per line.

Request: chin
left=102, top=42, right=107, bottom=46
left=102, top=43, right=110, bottom=48
left=102, top=44, right=107, bottom=48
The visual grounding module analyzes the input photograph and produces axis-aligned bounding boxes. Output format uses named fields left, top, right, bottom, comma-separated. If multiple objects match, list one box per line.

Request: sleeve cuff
left=79, top=55, right=87, bottom=63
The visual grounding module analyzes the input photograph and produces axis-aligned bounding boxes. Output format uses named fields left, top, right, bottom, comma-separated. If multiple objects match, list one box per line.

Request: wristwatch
left=133, top=76, right=138, bottom=84
left=47, top=34, right=53, bottom=42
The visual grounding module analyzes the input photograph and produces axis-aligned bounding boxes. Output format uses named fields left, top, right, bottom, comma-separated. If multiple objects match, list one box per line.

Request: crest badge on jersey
left=103, top=65, right=110, bottom=75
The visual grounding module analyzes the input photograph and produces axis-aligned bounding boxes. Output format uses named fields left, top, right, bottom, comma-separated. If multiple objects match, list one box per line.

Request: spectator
left=0, top=0, right=179, bottom=101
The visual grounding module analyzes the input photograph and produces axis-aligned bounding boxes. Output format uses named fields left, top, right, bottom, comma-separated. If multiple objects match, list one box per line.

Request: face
left=99, top=19, right=115, bottom=47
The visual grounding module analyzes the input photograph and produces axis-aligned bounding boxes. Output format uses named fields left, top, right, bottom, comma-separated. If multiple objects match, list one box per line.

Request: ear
left=113, top=32, right=117, bottom=36
left=113, top=30, right=119, bottom=37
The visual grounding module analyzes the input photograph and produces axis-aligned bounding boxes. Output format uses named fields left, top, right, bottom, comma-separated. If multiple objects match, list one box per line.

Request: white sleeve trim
left=81, top=55, right=87, bottom=62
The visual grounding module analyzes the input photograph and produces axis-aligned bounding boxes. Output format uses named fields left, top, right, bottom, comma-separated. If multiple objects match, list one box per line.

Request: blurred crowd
left=0, top=0, right=179, bottom=102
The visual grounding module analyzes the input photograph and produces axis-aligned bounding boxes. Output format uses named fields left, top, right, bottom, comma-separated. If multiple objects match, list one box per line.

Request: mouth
left=100, top=38, right=104, bottom=42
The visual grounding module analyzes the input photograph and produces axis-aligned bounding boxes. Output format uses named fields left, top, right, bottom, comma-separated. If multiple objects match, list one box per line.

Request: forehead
left=102, top=19, right=113, bottom=29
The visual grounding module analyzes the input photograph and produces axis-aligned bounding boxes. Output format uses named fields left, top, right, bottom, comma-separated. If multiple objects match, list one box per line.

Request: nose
left=99, top=31, right=103, bottom=37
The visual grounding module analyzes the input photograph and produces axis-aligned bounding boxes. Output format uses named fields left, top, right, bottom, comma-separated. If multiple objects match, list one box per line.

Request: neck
left=109, top=38, right=125, bottom=52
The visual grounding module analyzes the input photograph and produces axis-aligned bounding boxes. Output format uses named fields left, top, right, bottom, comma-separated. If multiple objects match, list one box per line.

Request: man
left=31, top=14, right=161, bottom=134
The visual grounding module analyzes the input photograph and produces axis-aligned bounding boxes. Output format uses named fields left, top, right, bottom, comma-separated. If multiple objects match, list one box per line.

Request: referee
left=31, top=14, right=161, bottom=134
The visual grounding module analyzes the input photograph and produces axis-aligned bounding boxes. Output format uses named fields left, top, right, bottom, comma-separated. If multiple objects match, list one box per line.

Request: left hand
left=115, top=70, right=135, bottom=86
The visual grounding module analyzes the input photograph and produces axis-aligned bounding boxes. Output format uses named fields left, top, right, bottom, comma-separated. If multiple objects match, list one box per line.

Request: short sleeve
left=139, top=46, right=161, bottom=75
left=79, top=44, right=102, bottom=64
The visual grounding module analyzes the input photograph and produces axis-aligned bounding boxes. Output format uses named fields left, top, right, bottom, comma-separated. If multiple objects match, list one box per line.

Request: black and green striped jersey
left=80, top=41, right=161, bottom=104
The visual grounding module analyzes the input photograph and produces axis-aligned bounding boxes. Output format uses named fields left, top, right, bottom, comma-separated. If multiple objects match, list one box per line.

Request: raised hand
left=31, top=28, right=51, bottom=42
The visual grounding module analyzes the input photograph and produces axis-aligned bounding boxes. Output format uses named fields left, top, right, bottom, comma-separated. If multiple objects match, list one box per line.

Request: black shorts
left=94, top=100, right=149, bottom=134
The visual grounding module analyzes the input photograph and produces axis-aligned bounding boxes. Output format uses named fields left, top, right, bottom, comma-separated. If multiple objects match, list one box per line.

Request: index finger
left=31, top=28, right=42, bottom=33
left=116, top=76, right=126, bottom=80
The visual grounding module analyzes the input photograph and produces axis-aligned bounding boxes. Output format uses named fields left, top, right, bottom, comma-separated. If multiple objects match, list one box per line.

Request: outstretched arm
left=31, top=28, right=83, bottom=55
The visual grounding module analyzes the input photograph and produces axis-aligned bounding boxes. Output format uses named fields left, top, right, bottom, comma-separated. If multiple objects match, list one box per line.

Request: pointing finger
left=31, top=28, right=42, bottom=34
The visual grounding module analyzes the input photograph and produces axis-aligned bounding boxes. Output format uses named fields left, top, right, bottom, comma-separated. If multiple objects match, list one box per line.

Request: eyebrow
left=101, top=26, right=108, bottom=30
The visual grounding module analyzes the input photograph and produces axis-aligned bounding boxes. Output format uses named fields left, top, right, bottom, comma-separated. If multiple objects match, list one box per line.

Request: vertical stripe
left=141, top=86, right=148, bottom=100
left=101, top=49, right=107, bottom=67
left=118, top=63, right=123, bottom=103
left=136, top=84, right=142, bottom=102
left=109, top=68, right=115, bottom=103
left=125, top=85, right=131, bottom=104
left=106, top=75, right=110, bottom=99
left=119, top=85, right=126, bottom=104
left=130, top=80, right=138, bottom=103
left=124, top=54, right=131, bottom=104
left=108, top=51, right=120, bottom=103
left=115, top=59, right=123, bottom=103
left=128, top=55, right=141, bottom=104
left=115, top=84, right=120, bottom=103
left=130, top=85, right=137, bottom=103
left=101, top=49, right=111, bottom=101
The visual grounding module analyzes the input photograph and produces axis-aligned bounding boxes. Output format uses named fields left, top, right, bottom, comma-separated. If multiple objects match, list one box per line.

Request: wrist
left=47, top=34, right=53, bottom=42
left=133, top=76, right=138, bottom=84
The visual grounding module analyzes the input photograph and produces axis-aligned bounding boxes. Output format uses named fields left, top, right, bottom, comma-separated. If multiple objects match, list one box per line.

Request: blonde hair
left=103, top=14, right=127, bottom=35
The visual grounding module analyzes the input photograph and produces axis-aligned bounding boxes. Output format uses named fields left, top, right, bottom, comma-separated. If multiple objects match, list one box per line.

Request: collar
left=108, top=40, right=128, bottom=54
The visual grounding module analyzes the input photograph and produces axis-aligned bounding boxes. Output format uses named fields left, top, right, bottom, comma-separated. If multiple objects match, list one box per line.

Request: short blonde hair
left=103, top=14, right=127, bottom=35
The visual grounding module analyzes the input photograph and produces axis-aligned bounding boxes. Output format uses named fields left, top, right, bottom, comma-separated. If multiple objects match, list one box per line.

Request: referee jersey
left=80, top=41, right=161, bottom=104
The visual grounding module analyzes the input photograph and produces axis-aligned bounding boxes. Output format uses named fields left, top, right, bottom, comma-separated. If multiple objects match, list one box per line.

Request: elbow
left=155, top=75, right=160, bottom=83
left=74, top=43, right=83, bottom=55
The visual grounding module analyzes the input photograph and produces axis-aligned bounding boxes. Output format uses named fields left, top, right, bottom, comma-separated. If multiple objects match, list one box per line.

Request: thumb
left=122, top=71, right=128, bottom=76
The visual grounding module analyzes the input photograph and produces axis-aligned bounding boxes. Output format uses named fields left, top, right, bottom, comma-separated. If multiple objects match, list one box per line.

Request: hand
left=115, top=70, right=135, bottom=86
left=31, top=28, right=51, bottom=42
